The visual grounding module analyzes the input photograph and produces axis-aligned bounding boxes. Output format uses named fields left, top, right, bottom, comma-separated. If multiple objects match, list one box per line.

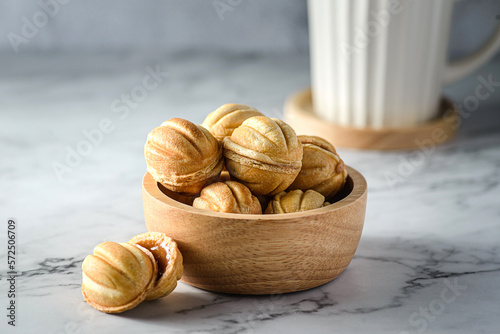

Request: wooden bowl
left=142, top=166, right=367, bottom=295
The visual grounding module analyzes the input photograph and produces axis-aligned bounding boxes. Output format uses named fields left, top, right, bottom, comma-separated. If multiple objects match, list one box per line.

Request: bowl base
left=180, top=274, right=343, bottom=295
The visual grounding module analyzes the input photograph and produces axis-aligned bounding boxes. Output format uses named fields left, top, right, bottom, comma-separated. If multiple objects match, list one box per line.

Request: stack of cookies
left=144, top=104, right=348, bottom=215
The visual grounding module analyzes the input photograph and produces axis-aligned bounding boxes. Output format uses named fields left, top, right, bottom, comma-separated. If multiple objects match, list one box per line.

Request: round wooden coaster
left=284, top=88, right=459, bottom=150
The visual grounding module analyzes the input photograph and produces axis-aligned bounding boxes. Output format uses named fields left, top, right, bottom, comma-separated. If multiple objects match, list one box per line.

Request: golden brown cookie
left=202, top=103, right=263, bottom=142
left=145, top=118, right=224, bottom=196
left=288, top=135, right=348, bottom=198
left=193, top=181, right=262, bottom=214
left=223, top=116, right=303, bottom=196
left=128, top=232, right=183, bottom=300
left=265, top=189, right=326, bottom=214
left=82, top=242, right=157, bottom=313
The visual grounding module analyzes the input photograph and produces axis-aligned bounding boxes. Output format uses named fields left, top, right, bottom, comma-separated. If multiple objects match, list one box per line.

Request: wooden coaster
left=284, top=88, right=459, bottom=150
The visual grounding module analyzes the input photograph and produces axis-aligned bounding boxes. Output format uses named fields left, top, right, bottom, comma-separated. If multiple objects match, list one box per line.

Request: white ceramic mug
left=308, top=0, right=500, bottom=128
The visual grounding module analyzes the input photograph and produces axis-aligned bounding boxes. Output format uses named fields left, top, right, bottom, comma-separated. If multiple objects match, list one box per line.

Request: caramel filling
left=140, top=239, right=171, bottom=281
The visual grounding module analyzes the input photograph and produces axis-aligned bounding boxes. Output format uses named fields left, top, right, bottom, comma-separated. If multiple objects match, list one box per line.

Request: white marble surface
left=1, top=51, right=500, bottom=334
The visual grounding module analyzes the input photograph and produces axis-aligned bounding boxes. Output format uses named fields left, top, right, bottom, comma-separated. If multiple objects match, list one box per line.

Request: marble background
left=0, top=50, right=499, bottom=333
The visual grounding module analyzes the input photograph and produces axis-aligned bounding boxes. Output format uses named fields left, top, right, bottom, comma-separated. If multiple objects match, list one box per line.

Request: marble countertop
left=1, top=51, right=499, bottom=334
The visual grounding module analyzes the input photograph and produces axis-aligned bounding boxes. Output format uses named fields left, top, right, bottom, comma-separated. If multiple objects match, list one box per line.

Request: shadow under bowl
left=142, top=166, right=367, bottom=295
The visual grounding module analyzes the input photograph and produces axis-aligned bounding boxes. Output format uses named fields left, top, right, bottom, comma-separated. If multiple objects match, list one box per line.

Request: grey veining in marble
left=0, top=51, right=500, bottom=334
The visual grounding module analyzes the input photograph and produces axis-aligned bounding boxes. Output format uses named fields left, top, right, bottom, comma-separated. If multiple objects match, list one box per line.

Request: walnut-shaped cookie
left=193, top=181, right=262, bottom=214
left=265, top=189, right=326, bottom=214
left=223, top=116, right=303, bottom=196
left=82, top=242, right=157, bottom=313
left=288, top=135, right=348, bottom=198
left=202, top=103, right=263, bottom=142
left=145, top=118, right=224, bottom=196
left=128, top=232, right=183, bottom=301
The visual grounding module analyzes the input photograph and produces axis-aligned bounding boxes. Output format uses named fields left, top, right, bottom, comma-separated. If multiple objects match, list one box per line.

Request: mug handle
left=444, top=21, right=500, bottom=85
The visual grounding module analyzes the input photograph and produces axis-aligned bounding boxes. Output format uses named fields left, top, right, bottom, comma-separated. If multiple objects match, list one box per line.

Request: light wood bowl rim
left=142, top=165, right=366, bottom=220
